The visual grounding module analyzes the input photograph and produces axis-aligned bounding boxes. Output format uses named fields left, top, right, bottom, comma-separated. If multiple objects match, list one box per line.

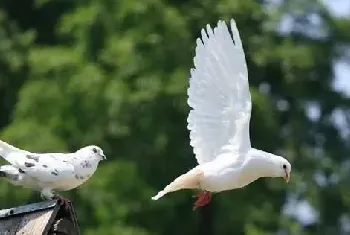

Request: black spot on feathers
left=75, top=174, right=85, bottom=180
left=81, top=160, right=92, bottom=168
left=51, top=169, right=59, bottom=176
left=26, top=155, right=39, bottom=162
left=24, top=162, right=35, bottom=167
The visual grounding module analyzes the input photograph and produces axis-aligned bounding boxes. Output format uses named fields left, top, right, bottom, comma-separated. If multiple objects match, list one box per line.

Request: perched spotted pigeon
left=0, top=139, right=106, bottom=207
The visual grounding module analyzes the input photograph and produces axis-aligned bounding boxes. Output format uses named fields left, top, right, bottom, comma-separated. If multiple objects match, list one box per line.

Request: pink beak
left=284, top=170, right=290, bottom=183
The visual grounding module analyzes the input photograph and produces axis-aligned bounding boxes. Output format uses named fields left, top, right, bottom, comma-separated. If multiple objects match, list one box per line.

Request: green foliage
left=0, top=0, right=350, bottom=234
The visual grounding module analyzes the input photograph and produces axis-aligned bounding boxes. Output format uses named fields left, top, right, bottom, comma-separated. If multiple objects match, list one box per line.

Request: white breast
left=199, top=154, right=264, bottom=192
left=47, top=175, right=91, bottom=191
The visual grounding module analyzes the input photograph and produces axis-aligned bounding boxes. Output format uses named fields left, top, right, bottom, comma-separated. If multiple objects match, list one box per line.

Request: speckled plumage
left=0, top=140, right=106, bottom=200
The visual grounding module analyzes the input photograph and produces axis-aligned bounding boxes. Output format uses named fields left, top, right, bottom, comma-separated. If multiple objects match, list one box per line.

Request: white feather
left=152, top=18, right=292, bottom=202
left=187, top=19, right=252, bottom=165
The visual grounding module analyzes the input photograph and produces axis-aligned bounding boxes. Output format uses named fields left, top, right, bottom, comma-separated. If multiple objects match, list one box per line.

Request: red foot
left=192, top=191, right=212, bottom=210
left=54, top=196, right=71, bottom=211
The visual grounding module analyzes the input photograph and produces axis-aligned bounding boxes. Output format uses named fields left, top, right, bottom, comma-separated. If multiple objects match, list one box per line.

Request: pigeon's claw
left=52, top=195, right=71, bottom=211
left=192, top=191, right=212, bottom=210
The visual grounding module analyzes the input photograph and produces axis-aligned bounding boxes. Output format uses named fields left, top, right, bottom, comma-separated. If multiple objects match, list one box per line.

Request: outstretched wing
left=4, top=152, right=75, bottom=182
left=187, top=19, right=252, bottom=165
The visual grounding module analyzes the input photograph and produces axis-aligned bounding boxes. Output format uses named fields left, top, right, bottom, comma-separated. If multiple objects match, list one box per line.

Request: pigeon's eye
left=92, top=148, right=98, bottom=153
left=282, top=164, right=287, bottom=169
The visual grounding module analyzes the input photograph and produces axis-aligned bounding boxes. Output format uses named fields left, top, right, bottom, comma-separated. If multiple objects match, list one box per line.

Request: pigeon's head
left=79, top=145, right=106, bottom=161
left=273, top=156, right=291, bottom=183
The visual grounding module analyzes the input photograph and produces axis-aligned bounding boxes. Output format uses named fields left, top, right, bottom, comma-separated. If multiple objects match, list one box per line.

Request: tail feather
left=0, top=165, right=21, bottom=181
left=152, top=168, right=203, bottom=200
left=0, top=140, right=22, bottom=158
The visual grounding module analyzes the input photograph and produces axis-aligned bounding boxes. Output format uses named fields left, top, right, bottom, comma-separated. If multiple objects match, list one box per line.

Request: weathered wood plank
left=15, top=209, right=53, bottom=235
left=0, top=200, right=80, bottom=235
left=0, top=201, right=57, bottom=219
left=0, top=216, right=22, bottom=235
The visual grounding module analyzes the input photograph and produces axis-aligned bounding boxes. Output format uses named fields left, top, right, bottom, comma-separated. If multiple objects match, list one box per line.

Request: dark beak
left=101, top=153, right=106, bottom=160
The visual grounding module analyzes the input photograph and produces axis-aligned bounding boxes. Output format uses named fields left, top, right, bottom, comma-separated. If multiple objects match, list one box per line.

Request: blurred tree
left=0, top=0, right=350, bottom=234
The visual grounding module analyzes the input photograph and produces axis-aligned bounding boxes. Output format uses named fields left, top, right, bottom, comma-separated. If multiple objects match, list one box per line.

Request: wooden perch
left=0, top=200, right=80, bottom=235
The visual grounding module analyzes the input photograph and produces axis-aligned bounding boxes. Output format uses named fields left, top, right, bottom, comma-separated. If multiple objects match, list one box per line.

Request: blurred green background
left=1, top=0, right=350, bottom=234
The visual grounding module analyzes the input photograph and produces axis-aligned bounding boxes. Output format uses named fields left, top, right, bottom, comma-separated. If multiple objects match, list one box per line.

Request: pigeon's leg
left=40, top=188, right=55, bottom=200
left=41, top=189, right=70, bottom=210
left=52, top=194, right=71, bottom=211
left=192, top=190, right=212, bottom=210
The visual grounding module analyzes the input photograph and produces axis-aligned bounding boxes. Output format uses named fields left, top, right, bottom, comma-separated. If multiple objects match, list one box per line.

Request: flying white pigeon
left=0, top=140, right=106, bottom=207
left=151, top=18, right=291, bottom=210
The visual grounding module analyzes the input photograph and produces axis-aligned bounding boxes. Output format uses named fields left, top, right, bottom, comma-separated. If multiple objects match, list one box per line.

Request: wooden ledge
left=0, top=200, right=80, bottom=235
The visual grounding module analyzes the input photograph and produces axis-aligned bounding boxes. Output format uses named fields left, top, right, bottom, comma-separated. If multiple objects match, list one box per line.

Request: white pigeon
left=151, top=18, right=291, bottom=209
left=0, top=139, right=106, bottom=206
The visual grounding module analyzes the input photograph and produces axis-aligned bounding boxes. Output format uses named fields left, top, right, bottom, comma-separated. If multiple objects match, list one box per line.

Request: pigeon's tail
left=0, top=140, right=21, bottom=158
left=0, top=165, right=22, bottom=182
left=151, top=168, right=203, bottom=200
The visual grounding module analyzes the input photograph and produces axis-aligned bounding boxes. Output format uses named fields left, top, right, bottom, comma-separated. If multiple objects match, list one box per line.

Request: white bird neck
left=245, top=148, right=280, bottom=178
left=71, top=154, right=100, bottom=177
